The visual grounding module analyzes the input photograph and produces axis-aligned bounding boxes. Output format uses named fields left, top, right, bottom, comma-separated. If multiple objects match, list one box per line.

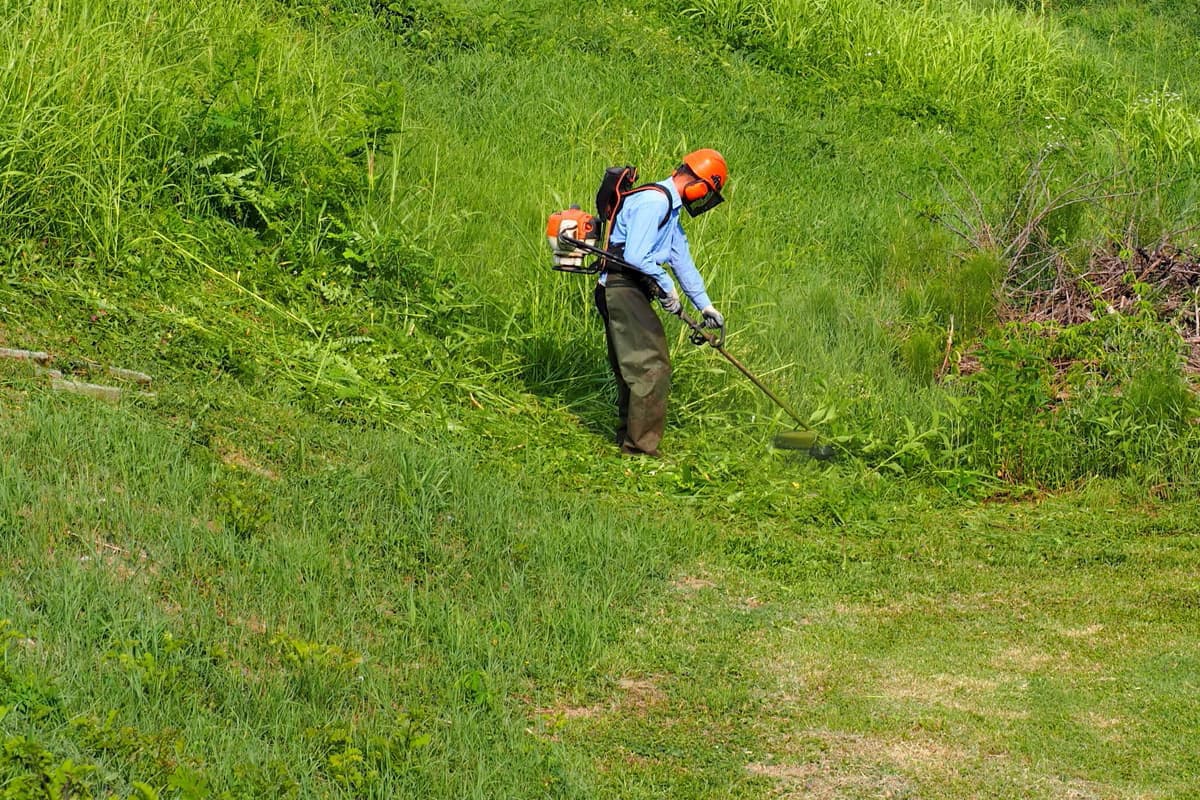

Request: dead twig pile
left=999, top=243, right=1200, bottom=374
left=914, top=150, right=1200, bottom=378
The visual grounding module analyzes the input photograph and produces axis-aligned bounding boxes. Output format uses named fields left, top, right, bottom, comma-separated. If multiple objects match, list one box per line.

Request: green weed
left=957, top=312, right=1197, bottom=485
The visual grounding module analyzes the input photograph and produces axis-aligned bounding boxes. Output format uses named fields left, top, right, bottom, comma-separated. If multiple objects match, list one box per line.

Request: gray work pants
left=594, top=271, right=670, bottom=456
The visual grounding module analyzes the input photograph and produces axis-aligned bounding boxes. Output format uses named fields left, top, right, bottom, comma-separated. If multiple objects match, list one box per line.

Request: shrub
left=958, top=312, right=1197, bottom=485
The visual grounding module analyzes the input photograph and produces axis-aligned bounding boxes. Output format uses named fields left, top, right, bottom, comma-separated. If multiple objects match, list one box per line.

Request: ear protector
left=682, top=179, right=712, bottom=202
left=677, top=151, right=727, bottom=217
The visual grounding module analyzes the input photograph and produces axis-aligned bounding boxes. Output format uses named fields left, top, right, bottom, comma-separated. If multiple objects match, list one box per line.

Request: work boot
left=619, top=442, right=660, bottom=458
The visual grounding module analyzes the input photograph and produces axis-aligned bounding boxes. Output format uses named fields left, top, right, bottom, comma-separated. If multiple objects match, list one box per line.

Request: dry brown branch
left=938, top=315, right=955, bottom=380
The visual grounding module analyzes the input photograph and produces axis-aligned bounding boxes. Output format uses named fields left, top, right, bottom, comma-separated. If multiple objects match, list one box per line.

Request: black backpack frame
left=595, top=165, right=672, bottom=257
left=553, top=165, right=673, bottom=276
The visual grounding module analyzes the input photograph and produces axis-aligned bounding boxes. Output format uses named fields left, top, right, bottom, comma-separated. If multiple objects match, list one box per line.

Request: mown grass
left=5, top=369, right=1195, bottom=797
left=557, top=492, right=1200, bottom=798
left=0, top=370, right=699, bottom=796
left=2, top=0, right=1200, bottom=797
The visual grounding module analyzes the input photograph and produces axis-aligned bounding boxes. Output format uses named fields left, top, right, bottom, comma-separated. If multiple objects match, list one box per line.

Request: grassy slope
left=2, top=0, right=1199, bottom=798
left=4, top=376, right=1197, bottom=798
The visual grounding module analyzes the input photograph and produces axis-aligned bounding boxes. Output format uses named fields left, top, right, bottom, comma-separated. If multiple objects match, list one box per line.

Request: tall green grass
left=0, top=0, right=366, bottom=258
left=678, top=0, right=1077, bottom=119
left=2, top=0, right=1199, bottom=479
left=0, top=0, right=533, bottom=427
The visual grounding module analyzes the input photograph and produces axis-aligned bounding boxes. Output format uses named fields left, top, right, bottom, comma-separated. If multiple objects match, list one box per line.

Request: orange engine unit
left=545, top=205, right=601, bottom=272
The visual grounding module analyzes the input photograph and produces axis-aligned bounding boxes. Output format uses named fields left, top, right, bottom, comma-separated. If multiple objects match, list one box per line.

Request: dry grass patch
left=531, top=673, right=669, bottom=726
left=993, top=643, right=1107, bottom=678
left=671, top=575, right=717, bottom=592
left=759, top=652, right=837, bottom=712
left=746, top=728, right=963, bottom=799
left=1042, top=775, right=1150, bottom=800
left=746, top=728, right=1144, bottom=800
left=1059, top=623, right=1105, bottom=639
left=1074, top=709, right=1135, bottom=749
left=218, top=443, right=280, bottom=481
left=877, top=669, right=1018, bottom=717
left=77, top=534, right=159, bottom=584
left=746, top=759, right=914, bottom=800
left=747, top=607, right=1153, bottom=799
left=996, top=643, right=1061, bottom=671
left=614, top=675, right=667, bottom=709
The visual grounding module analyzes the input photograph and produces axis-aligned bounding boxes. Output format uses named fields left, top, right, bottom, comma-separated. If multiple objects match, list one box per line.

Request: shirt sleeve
left=619, top=192, right=674, bottom=296
left=668, top=220, right=713, bottom=310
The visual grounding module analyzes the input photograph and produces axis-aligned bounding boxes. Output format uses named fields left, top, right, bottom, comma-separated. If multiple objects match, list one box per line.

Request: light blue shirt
left=605, top=179, right=712, bottom=311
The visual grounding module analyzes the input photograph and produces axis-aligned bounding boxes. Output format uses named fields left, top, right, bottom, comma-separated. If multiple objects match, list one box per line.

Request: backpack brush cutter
left=546, top=205, right=833, bottom=458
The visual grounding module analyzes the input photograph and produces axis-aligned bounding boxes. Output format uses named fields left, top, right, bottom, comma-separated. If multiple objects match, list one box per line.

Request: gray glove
left=659, top=289, right=682, bottom=315
left=701, top=304, right=724, bottom=329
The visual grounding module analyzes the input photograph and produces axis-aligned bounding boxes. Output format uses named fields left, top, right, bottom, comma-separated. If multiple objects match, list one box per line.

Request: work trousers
left=594, top=271, right=670, bottom=456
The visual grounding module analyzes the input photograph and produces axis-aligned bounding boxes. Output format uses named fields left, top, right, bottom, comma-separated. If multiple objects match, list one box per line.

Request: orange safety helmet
left=678, top=148, right=728, bottom=216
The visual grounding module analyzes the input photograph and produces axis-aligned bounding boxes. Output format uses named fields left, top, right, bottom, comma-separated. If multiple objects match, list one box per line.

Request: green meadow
left=2, top=0, right=1198, bottom=797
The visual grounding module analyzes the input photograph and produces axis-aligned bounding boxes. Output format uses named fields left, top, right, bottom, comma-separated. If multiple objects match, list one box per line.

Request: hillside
left=2, top=0, right=1199, bottom=797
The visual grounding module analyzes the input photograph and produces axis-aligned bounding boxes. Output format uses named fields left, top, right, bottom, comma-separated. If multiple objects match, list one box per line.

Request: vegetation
left=2, top=0, right=1198, bottom=796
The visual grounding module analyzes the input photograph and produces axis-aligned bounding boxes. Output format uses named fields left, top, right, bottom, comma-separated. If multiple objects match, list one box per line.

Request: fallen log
left=0, top=347, right=51, bottom=364
left=50, top=377, right=156, bottom=403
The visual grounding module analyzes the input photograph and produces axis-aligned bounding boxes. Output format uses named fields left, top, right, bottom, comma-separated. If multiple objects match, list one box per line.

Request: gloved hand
left=659, top=289, right=682, bottom=315
left=701, top=304, right=724, bottom=329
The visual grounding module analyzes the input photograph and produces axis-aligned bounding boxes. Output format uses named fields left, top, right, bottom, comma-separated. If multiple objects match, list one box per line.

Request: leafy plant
left=213, top=465, right=274, bottom=539
left=271, top=632, right=366, bottom=705
left=0, top=736, right=98, bottom=800
left=957, top=310, right=1196, bottom=485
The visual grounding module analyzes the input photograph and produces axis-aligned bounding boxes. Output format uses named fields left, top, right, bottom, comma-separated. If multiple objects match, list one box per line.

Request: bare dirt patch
left=671, top=575, right=717, bottom=591
left=614, top=675, right=667, bottom=709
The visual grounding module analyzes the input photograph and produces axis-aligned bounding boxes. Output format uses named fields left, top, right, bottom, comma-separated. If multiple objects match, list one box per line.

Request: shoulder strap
left=625, top=183, right=672, bottom=229
left=595, top=173, right=673, bottom=266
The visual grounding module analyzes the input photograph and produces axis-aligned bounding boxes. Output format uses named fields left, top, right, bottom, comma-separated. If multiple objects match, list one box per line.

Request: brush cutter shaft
left=559, top=234, right=633, bottom=274
left=677, top=313, right=807, bottom=429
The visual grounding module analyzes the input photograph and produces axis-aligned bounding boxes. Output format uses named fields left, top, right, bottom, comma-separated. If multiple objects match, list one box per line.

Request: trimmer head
left=809, top=443, right=836, bottom=461
left=772, top=430, right=818, bottom=451
left=773, top=430, right=836, bottom=461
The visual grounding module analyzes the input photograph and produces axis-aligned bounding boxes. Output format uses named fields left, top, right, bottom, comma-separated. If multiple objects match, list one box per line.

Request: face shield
left=682, top=183, right=725, bottom=217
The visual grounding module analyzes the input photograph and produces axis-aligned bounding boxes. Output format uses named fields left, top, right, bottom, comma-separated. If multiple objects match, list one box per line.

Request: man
left=594, top=148, right=727, bottom=457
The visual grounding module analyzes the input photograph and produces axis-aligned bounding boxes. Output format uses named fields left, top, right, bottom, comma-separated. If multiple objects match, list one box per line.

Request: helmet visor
left=683, top=187, right=725, bottom=217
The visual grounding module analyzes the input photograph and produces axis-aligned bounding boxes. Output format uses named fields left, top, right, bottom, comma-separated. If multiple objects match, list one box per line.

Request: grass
left=4, top=363, right=1198, bottom=797
left=0, top=376, right=697, bottom=796
left=555, top=491, right=1200, bottom=798
left=2, top=0, right=1200, bottom=797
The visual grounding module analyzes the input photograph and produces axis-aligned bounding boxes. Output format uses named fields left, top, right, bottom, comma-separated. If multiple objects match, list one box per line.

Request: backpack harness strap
left=600, top=183, right=672, bottom=281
